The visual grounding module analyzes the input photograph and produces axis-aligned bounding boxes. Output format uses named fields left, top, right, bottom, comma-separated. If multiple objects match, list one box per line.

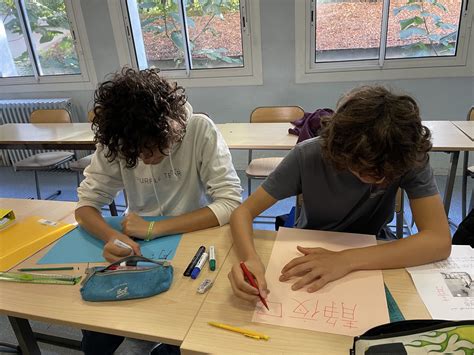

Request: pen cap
left=191, top=252, right=208, bottom=279
left=209, top=246, right=216, bottom=271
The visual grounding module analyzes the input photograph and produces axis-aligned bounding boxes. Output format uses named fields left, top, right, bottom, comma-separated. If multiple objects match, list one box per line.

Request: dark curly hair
left=320, top=85, right=432, bottom=182
left=92, top=67, right=187, bottom=168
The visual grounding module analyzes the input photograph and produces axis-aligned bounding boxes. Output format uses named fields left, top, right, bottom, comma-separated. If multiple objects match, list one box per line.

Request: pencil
left=18, top=267, right=74, bottom=272
left=208, top=322, right=270, bottom=340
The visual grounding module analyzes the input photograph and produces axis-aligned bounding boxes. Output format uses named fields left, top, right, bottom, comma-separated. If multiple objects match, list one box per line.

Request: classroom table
left=0, top=123, right=95, bottom=150
left=451, top=121, right=474, bottom=141
left=0, top=198, right=234, bottom=355
left=1, top=121, right=473, bottom=215
left=180, top=230, right=431, bottom=355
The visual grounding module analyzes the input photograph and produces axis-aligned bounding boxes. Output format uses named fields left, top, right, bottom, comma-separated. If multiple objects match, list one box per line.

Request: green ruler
left=385, top=284, right=405, bottom=322
left=0, top=272, right=81, bottom=285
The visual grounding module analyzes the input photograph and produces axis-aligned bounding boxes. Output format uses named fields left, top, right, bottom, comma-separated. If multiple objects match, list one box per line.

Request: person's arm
left=195, top=116, right=242, bottom=226
left=121, top=116, right=242, bottom=238
left=75, top=146, right=137, bottom=262
left=121, top=207, right=219, bottom=238
left=228, top=186, right=278, bottom=303
left=77, top=145, right=124, bottom=212
left=75, top=206, right=141, bottom=262
left=280, top=193, right=451, bottom=292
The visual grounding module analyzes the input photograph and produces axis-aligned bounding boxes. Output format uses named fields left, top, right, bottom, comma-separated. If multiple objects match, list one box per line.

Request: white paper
left=407, top=245, right=474, bottom=320
left=252, top=227, right=389, bottom=336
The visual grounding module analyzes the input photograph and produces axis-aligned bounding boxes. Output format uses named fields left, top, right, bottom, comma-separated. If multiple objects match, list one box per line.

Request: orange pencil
left=240, top=261, right=269, bottom=310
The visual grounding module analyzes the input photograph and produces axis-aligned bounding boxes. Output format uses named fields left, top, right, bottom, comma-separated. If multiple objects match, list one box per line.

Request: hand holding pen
left=228, top=257, right=269, bottom=308
left=103, top=234, right=141, bottom=263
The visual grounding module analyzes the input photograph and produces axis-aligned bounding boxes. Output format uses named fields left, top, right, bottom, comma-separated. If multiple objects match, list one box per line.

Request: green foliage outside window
left=394, top=0, right=457, bottom=56
left=137, top=0, right=242, bottom=66
left=1, top=0, right=79, bottom=75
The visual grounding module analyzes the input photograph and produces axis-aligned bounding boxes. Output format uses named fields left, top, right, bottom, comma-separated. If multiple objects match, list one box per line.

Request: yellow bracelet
left=145, top=221, right=155, bottom=241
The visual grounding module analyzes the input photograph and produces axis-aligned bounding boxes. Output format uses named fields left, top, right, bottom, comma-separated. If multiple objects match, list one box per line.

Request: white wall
left=1, top=0, right=473, bottom=172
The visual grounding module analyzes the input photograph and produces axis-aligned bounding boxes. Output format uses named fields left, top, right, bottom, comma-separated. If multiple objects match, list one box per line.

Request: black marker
left=183, top=246, right=205, bottom=277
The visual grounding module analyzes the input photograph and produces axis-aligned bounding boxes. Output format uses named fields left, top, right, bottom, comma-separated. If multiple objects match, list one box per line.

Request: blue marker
left=191, top=252, right=208, bottom=279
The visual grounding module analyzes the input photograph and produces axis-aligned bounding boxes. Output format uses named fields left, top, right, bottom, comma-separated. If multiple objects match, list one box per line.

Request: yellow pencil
left=208, top=321, right=270, bottom=340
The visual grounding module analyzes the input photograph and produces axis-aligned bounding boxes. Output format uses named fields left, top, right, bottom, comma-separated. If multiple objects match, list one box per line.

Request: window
left=296, top=0, right=473, bottom=82
left=0, top=0, right=96, bottom=88
left=112, top=0, right=262, bottom=86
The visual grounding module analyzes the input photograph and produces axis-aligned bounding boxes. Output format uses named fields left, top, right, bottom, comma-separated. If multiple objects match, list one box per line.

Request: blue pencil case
left=80, top=255, right=173, bottom=302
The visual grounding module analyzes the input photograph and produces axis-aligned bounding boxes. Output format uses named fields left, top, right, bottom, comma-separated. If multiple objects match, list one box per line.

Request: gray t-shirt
left=262, top=138, right=438, bottom=237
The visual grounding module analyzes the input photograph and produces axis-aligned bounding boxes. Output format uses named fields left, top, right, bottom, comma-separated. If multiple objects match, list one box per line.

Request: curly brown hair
left=92, top=67, right=187, bottom=168
left=319, top=85, right=432, bottom=181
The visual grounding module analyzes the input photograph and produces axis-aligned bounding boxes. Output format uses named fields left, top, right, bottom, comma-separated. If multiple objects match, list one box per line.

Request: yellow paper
left=0, top=216, right=75, bottom=271
left=252, top=227, right=389, bottom=337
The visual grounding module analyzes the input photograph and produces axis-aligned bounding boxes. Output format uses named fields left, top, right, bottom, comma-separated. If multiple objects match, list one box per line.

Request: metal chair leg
left=76, top=171, right=81, bottom=187
left=34, top=170, right=41, bottom=200
left=248, top=177, right=252, bottom=197
left=45, top=190, right=62, bottom=200
left=470, top=188, right=474, bottom=213
left=33, top=170, right=61, bottom=200
left=109, top=200, right=118, bottom=216
left=395, top=192, right=404, bottom=239
left=123, top=189, right=128, bottom=207
left=462, top=152, right=468, bottom=219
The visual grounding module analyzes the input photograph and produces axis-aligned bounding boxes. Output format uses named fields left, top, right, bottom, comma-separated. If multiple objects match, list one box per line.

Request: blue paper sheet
left=38, top=216, right=182, bottom=264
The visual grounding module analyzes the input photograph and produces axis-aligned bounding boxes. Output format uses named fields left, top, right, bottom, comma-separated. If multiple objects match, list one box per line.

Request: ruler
left=0, top=272, right=81, bottom=285
left=384, top=284, right=405, bottom=322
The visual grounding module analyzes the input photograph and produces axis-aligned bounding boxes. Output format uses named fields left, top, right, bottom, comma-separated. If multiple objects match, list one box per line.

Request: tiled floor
left=0, top=166, right=470, bottom=354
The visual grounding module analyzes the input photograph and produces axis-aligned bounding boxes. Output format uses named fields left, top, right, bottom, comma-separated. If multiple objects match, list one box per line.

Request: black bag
left=453, top=209, right=474, bottom=247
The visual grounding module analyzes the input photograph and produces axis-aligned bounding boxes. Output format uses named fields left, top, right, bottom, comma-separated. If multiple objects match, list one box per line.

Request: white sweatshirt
left=76, top=103, right=242, bottom=225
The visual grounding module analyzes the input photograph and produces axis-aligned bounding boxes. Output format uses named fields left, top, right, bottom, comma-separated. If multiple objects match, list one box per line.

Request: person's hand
left=121, top=212, right=153, bottom=239
left=228, top=256, right=269, bottom=304
left=103, top=233, right=141, bottom=263
left=279, top=246, right=352, bottom=292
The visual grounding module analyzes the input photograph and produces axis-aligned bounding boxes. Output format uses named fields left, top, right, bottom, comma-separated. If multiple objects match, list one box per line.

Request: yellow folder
left=0, top=216, right=75, bottom=271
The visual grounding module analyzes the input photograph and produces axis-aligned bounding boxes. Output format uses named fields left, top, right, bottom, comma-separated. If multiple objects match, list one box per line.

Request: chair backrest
left=30, top=109, right=72, bottom=123
left=250, top=106, right=305, bottom=123
left=87, top=110, right=95, bottom=122
left=468, top=106, right=474, bottom=121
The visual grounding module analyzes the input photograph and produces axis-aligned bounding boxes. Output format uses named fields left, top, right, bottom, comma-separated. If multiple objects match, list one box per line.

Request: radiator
left=0, top=98, right=86, bottom=168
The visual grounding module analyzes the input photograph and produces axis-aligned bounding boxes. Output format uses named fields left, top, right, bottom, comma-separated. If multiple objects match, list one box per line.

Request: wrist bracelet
left=145, top=221, right=155, bottom=241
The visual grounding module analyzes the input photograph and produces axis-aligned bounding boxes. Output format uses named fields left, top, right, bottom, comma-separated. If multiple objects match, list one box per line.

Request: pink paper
left=252, top=227, right=389, bottom=336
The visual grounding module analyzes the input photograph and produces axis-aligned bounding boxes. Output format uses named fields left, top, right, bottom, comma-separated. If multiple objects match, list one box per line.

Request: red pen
left=240, top=261, right=269, bottom=311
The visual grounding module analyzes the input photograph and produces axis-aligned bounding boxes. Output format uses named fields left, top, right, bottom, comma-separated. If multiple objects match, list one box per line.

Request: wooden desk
left=0, top=198, right=77, bottom=224
left=423, top=121, right=474, bottom=151
left=451, top=121, right=474, bottom=141
left=0, top=123, right=94, bottom=150
left=0, top=121, right=471, bottom=151
left=1, top=121, right=473, bottom=215
left=0, top=122, right=296, bottom=151
left=217, top=123, right=297, bottom=150
left=422, top=121, right=474, bottom=216
left=180, top=230, right=430, bottom=355
left=0, top=199, right=234, bottom=354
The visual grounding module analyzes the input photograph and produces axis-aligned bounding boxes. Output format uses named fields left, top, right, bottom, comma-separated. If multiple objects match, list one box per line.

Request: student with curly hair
left=75, top=67, right=241, bottom=355
left=228, top=85, right=451, bottom=304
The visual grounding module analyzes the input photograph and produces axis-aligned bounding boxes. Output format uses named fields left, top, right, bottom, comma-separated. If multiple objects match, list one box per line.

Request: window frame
left=109, top=0, right=263, bottom=87
left=295, top=0, right=474, bottom=83
left=0, top=0, right=97, bottom=91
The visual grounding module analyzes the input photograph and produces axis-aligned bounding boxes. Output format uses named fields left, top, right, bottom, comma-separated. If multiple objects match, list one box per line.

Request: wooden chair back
left=250, top=106, right=304, bottom=123
left=87, top=110, right=95, bottom=122
left=30, top=109, right=72, bottom=123
left=468, top=106, right=474, bottom=121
